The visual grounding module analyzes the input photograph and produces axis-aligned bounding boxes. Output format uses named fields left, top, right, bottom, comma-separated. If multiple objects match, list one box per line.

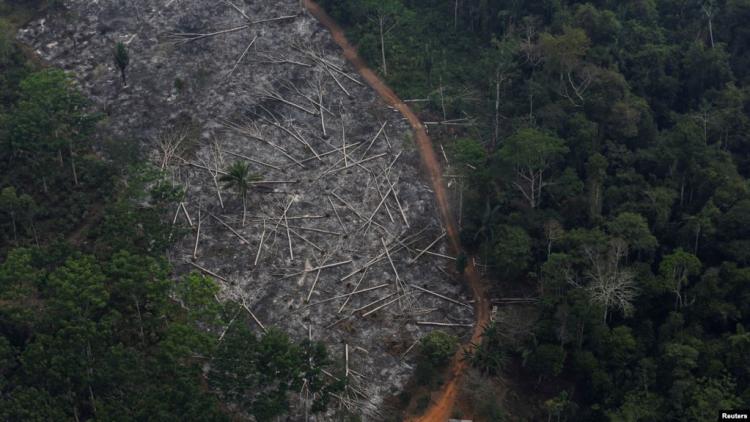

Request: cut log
left=359, top=181, right=394, bottom=231
left=288, top=227, right=324, bottom=252
left=324, top=64, right=351, bottom=97
left=323, top=153, right=388, bottom=177
left=210, top=213, right=252, bottom=246
left=170, top=24, right=249, bottom=44
left=328, top=195, right=347, bottom=234
left=251, top=14, right=298, bottom=25
left=253, top=219, right=267, bottom=266
left=361, top=294, right=401, bottom=317
left=410, top=232, right=446, bottom=263
left=400, top=338, right=420, bottom=359
left=330, top=191, right=364, bottom=220
left=383, top=172, right=409, bottom=227
left=416, top=321, right=473, bottom=327
left=225, top=150, right=280, bottom=170
left=381, top=238, right=402, bottom=289
left=286, top=224, right=341, bottom=236
left=349, top=292, right=397, bottom=314
left=188, top=261, right=228, bottom=283
left=224, top=0, right=251, bottom=21
left=226, top=35, right=258, bottom=78
left=304, top=283, right=389, bottom=308
left=360, top=122, right=387, bottom=159
left=338, top=268, right=368, bottom=313
left=192, top=211, right=201, bottom=260
left=283, top=208, right=294, bottom=260
left=262, top=87, right=318, bottom=116
left=306, top=264, right=323, bottom=302
left=241, top=299, right=267, bottom=333
left=410, top=284, right=471, bottom=309
left=181, top=202, right=194, bottom=227
left=284, top=260, right=352, bottom=278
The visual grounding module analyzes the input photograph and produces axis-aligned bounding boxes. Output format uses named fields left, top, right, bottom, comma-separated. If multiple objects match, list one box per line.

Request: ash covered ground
left=20, top=1, right=474, bottom=419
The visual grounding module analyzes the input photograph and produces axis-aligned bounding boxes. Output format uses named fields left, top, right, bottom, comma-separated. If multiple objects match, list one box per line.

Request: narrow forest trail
left=301, top=2, right=492, bottom=421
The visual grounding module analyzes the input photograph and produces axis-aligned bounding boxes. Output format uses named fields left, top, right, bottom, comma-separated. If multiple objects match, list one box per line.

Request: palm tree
left=113, top=42, right=129, bottom=85
left=219, top=161, right=261, bottom=226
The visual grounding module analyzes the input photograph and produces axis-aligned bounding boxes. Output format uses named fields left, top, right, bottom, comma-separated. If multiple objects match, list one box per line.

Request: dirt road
left=301, top=2, right=491, bottom=421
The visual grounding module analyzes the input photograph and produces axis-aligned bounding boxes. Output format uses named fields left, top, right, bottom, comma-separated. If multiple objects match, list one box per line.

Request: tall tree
left=113, top=42, right=130, bottom=85
left=659, top=249, right=702, bottom=309
left=492, top=224, right=532, bottom=276
left=219, top=161, right=261, bottom=226
left=606, top=212, right=658, bottom=257
left=570, top=238, right=638, bottom=323
left=497, top=128, right=568, bottom=208
left=361, top=0, right=404, bottom=77
left=5, top=69, right=96, bottom=185
left=586, top=153, right=608, bottom=222
left=0, top=187, right=36, bottom=244
left=539, top=26, right=594, bottom=106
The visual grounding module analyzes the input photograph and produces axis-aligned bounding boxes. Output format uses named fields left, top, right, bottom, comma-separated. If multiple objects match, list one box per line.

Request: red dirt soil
left=302, top=2, right=492, bottom=421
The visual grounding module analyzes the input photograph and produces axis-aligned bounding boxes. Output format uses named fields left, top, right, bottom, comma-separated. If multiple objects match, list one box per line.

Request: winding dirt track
left=302, top=2, right=491, bottom=421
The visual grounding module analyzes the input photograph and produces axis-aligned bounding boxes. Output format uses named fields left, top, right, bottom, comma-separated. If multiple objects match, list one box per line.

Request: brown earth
left=301, top=2, right=492, bottom=421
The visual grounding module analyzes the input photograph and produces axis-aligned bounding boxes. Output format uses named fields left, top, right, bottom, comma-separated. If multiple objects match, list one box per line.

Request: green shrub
left=470, top=324, right=509, bottom=376
left=420, top=330, right=458, bottom=367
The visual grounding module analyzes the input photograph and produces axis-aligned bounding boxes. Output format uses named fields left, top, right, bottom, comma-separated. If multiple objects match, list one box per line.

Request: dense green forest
left=319, top=0, right=750, bottom=420
left=0, top=4, right=348, bottom=420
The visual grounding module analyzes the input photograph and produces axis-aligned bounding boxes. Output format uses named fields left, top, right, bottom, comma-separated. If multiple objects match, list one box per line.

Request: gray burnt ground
left=20, top=1, right=473, bottom=419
